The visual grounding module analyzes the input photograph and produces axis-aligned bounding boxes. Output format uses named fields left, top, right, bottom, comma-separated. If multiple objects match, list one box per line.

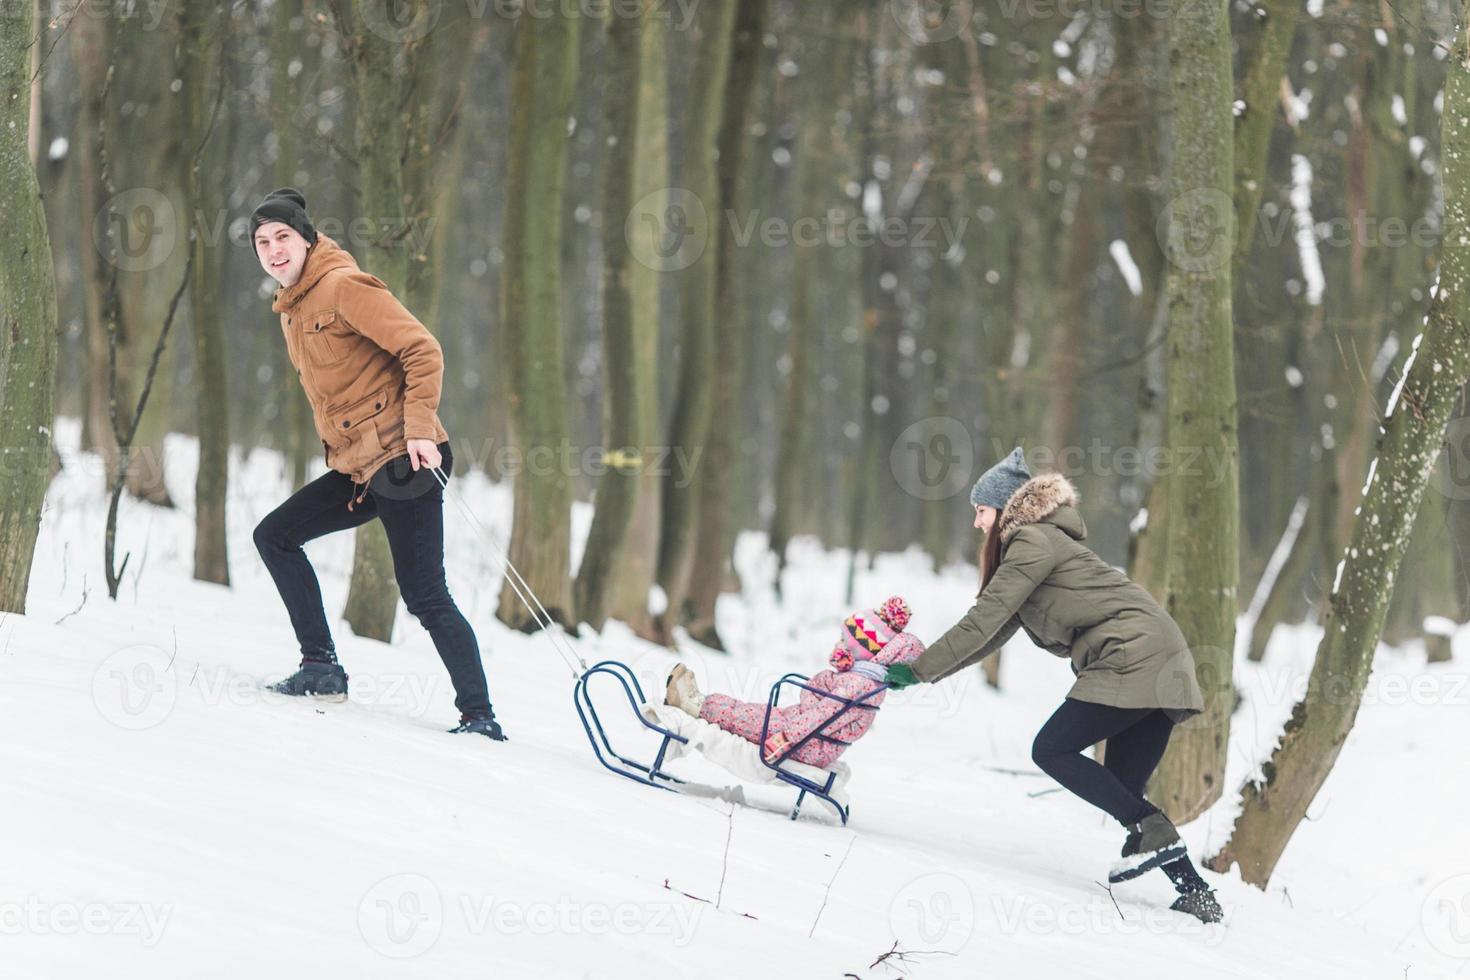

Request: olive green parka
left=911, top=473, right=1204, bottom=720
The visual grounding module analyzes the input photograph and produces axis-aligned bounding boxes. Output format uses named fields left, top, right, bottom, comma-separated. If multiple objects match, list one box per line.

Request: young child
left=664, top=596, right=924, bottom=768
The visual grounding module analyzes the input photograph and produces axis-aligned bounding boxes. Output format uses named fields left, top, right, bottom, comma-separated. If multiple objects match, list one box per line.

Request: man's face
left=254, top=221, right=310, bottom=287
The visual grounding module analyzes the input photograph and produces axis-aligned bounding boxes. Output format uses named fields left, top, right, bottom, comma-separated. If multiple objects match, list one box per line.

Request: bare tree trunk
left=681, top=0, right=768, bottom=648
left=653, top=0, right=738, bottom=633
left=177, top=0, right=230, bottom=586
left=333, top=0, right=466, bottom=641
left=26, top=0, right=39, bottom=167
left=1209, top=15, right=1470, bottom=887
left=0, top=0, right=59, bottom=614
left=573, top=3, right=650, bottom=632
left=270, top=0, right=313, bottom=491
left=496, top=6, right=580, bottom=631
left=1231, top=0, right=1299, bottom=270
left=1145, top=0, right=1239, bottom=824
left=70, top=3, right=117, bottom=467
left=771, top=3, right=844, bottom=586
left=603, top=7, right=666, bottom=639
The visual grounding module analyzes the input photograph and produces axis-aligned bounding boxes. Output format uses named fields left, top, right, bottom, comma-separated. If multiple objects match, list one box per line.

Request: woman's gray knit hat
left=970, top=446, right=1031, bottom=510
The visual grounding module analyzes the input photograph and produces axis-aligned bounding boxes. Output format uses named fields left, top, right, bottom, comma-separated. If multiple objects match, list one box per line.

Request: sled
left=573, top=659, right=888, bottom=825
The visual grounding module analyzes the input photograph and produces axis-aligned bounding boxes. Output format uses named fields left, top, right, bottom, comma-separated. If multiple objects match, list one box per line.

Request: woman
left=886, top=447, right=1222, bottom=923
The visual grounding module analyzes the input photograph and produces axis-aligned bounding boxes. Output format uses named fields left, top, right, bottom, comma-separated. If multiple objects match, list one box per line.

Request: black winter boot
left=1108, top=811, right=1187, bottom=883
left=1170, top=887, right=1224, bottom=924
left=448, top=711, right=506, bottom=741
left=269, top=659, right=349, bottom=699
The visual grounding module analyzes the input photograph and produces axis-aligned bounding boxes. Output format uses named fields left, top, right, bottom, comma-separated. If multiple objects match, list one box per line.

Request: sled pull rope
left=430, top=466, right=588, bottom=679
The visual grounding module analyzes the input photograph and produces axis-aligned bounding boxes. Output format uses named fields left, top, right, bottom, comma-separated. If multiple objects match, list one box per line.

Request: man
left=249, top=187, right=504, bottom=741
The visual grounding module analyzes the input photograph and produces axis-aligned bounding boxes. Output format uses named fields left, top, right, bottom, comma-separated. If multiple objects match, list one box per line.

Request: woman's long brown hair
left=977, top=510, right=1006, bottom=593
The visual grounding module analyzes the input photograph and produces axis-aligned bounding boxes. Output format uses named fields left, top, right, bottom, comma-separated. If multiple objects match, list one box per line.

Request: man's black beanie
left=250, top=187, right=317, bottom=245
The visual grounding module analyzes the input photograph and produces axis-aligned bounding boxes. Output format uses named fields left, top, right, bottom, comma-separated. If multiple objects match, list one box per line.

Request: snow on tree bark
left=1208, top=15, right=1470, bottom=888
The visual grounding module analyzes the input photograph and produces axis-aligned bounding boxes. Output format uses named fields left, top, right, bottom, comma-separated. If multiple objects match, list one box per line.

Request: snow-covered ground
left=2, top=419, right=1467, bottom=978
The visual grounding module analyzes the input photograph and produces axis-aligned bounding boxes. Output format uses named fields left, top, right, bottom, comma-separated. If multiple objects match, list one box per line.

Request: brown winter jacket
left=910, top=473, right=1205, bottom=720
left=271, top=235, right=449, bottom=494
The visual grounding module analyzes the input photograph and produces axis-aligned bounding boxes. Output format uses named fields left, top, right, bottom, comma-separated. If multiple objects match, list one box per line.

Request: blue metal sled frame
left=573, top=660, right=888, bottom=825
left=573, top=660, right=688, bottom=790
left=757, top=673, right=888, bottom=825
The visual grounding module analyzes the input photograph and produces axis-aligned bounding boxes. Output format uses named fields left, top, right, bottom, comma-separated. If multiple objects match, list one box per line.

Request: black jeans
left=1031, top=697, right=1174, bottom=827
left=252, top=441, right=491, bottom=717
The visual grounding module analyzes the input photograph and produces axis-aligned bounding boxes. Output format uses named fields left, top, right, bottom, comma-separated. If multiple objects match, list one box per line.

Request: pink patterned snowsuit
left=698, top=598, right=925, bottom=768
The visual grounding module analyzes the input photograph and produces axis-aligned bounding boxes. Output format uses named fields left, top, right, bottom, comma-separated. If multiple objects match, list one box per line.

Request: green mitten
left=885, top=664, right=920, bottom=690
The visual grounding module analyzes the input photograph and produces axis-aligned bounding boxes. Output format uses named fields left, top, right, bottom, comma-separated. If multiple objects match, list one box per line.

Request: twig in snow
left=808, top=835, right=857, bottom=939
left=1027, top=787, right=1061, bottom=798
left=869, top=940, right=957, bottom=971
left=870, top=940, right=901, bottom=967
left=661, top=879, right=756, bottom=920
left=130, top=517, right=153, bottom=605
left=1094, top=880, right=1126, bottom=920
left=716, top=804, right=735, bottom=909
left=55, top=575, right=89, bottom=625
left=978, top=764, right=1047, bottom=778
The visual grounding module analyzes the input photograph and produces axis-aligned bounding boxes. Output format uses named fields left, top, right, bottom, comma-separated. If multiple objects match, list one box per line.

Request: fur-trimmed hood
left=997, top=473, right=1084, bottom=542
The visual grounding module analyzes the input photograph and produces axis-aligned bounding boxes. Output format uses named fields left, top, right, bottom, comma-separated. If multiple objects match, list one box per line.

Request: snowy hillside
left=1, top=420, right=1466, bottom=979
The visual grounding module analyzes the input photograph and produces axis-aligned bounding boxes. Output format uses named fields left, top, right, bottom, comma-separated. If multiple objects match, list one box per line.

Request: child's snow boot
left=664, top=663, right=705, bottom=718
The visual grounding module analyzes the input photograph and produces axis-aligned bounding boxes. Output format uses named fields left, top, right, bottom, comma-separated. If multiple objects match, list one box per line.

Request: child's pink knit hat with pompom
left=830, top=596, right=923, bottom=669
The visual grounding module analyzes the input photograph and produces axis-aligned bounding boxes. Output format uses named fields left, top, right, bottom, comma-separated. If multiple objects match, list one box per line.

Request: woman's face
left=974, top=504, right=998, bottom=533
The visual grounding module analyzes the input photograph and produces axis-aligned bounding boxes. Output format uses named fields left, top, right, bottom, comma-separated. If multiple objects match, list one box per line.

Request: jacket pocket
left=328, top=388, right=388, bottom=444
left=301, top=310, right=346, bottom=366
left=373, top=412, right=406, bottom=453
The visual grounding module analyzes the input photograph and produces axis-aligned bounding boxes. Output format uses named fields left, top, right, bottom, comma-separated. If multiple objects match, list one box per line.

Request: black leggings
left=1031, top=697, right=1211, bottom=893
left=1031, top=697, right=1173, bottom=827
